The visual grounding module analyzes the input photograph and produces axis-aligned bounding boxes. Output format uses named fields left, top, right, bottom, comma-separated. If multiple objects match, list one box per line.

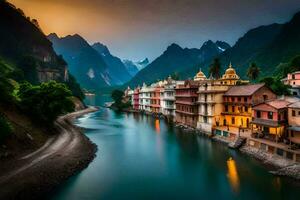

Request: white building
left=139, top=83, right=151, bottom=112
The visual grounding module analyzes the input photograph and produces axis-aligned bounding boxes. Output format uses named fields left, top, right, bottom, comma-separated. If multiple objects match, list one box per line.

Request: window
left=238, top=97, right=241, bottom=102
left=231, top=117, right=235, bottom=125
left=232, top=106, right=235, bottom=112
left=292, top=110, right=296, bottom=116
left=263, top=95, right=268, bottom=101
left=268, top=112, right=273, bottom=120
left=298, top=111, right=300, bottom=115
left=245, top=106, right=248, bottom=112
left=225, top=105, right=229, bottom=112
left=231, top=97, right=234, bottom=102
left=257, top=111, right=261, bottom=118
left=292, top=74, right=295, bottom=79
left=244, top=97, right=247, bottom=102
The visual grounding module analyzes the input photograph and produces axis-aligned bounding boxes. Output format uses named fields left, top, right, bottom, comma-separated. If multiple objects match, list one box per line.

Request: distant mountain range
left=128, top=10, right=300, bottom=87
left=123, top=58, right=149, bottom=76
left=127, top=40, right=230, bottom=86
left=48, top=34, right=139, bottom=90
left=181, top=11, right=300, bottom=80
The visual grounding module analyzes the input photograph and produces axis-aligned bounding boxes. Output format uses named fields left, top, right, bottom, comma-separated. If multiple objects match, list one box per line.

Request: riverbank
left=0, top=107, right=99, bottom=200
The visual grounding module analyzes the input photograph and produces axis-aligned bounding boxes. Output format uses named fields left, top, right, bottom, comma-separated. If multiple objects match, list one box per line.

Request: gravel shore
left=0, top=107, right=99, bottom=200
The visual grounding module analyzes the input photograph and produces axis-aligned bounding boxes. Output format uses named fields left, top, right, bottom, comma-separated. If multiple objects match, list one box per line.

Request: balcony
left=221, top=111, right=251, bottom=116
left=175, top=101, right=197, bottom=105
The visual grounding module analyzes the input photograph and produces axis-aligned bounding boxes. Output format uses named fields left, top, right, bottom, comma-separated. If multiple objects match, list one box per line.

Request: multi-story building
left=161, top=77, right=183, bottom=118
left=251, top=99, right=290, bottom=142
left=133, top=87, right=140, bottom=110
left=219, top=83, right=276, bottom=139
left=287, top=101, right=300, bottom=146
left=197, top=64, right=248, bottom=134
left=139, top=83, right=151, bottom=111
left=150, top=82, right=163, bottom=114
left=175, top=80, right=199, bottom=127
left=282, top=71, right=300, bottom=96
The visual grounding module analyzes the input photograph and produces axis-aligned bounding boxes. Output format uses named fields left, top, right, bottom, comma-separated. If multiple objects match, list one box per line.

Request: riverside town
left=1, top=0, right=300, bottom=199
left=124, top=64, right=300, bottom=162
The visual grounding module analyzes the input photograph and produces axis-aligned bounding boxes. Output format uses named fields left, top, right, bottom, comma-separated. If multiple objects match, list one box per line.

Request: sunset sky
left=9, top=0, right=300, bottom=61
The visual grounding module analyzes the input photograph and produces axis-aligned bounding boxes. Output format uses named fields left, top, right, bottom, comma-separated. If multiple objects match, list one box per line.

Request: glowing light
left=227, top=157, right=240, bottom=194
left=155, top=119, right=160, bottom=133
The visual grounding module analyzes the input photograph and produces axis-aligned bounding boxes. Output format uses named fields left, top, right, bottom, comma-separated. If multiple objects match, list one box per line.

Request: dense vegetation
left=111, top=90, right=130, bottom=111
left=18, top=81, right=75, bottom=124
left=0, top=113, right=12, bottom=144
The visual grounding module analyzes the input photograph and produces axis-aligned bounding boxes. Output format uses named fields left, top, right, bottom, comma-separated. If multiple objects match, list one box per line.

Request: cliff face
left=0, top=1, right=68, bottom=83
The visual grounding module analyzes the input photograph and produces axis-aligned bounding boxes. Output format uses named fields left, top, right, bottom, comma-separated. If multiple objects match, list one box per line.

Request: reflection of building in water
left=155, top=119, right=160, bottom=133
left=227, top=157, right=240, bottom=193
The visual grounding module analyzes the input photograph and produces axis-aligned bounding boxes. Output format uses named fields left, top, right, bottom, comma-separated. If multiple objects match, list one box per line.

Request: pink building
left=252, top=99, right=290, bottom=142
left=133, top=88, right=140, bottom=110
left=282, top=71, right=300, bottom=96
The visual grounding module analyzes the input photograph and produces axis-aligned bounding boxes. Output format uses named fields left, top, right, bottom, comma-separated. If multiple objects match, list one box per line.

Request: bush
left=0, top=113, right=12, bottom=144
left=18, top=81, right=75, bottom=124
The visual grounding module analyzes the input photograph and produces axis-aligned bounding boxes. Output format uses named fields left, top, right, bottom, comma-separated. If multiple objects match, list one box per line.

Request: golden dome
left=225, top=63, right=237, bottom=75
left=194, top=68, right=207, bottom=81
left=222, top=62, right=239, bottom=80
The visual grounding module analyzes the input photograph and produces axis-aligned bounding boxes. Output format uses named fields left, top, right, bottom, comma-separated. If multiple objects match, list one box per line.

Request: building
left=139, top=83, right=151, bottom=111
left=219, top=83, right=276, bottom=139
left=197, top=64, right=248, bottom=134
left=287, top=101, right=300, bottom=147
left=161, top=77, right=184, bottom=119
left=133, top=87, right=140, bottom=110
left=282, top=71, right=300, bottom=96
left=150, top=82, right=163, bottom=114
left=251, top=99, right=290, bottom=142
left=175, top=80, right=199, bottom=127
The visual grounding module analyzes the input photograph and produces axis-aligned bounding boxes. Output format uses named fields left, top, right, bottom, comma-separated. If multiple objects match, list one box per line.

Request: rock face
left=0, top=1, right=68, bottom=83
left=127, top=41, right=230, bottom=87
left=92, top=42, right=132, bottom=85
left=122, top=60, right=139, bottom=76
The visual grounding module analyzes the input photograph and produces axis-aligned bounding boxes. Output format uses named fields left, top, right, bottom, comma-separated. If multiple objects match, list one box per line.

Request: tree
left=18, top=81, right=75, bottom=124
left=260, top=76, right=290, bottom=95
left=111, top=90, right=124, bottom=105
left=209, top=58, right=221, bottom=79
left=0, top=60, right=14, bottom=103
left=247, top=63, right=260, bottom=81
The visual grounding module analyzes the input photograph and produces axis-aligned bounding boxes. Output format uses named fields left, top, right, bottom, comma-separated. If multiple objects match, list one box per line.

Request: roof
left=224, top=83, right=265, bottom=96
left=288, top=101, right=300, bottom=108
left=251, top=118, right=280, bottom=127
left=253, top=99, right=295, bottom=111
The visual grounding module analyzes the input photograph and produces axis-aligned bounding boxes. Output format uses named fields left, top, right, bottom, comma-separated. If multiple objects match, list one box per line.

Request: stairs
left=228, top=137, right=246, bottom=149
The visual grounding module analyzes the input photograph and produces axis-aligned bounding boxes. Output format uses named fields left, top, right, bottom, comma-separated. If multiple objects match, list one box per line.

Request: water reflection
left=227, top=157, right=240, bottom=194
left=155, top=119, right=160, bottom=133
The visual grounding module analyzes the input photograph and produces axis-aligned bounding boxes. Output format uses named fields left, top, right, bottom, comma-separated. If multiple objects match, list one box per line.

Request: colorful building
left=133, top=87, right=140, bottom=110
left=288, top=101, right=300, bottom=146
left=161, top=77, right=178, bottom=117
left=282, top=71, right=300, bottom=96
left=139, top=83, right=151, bottom=111
left=175, top=80, right=199, bottom=127
left=150, top=83, right=163, bottom=114
left=220, top=83, right=276, bottom=138
left=251, top=99, right=290, bottom=142
left=197, top=64, right=248, bottom=134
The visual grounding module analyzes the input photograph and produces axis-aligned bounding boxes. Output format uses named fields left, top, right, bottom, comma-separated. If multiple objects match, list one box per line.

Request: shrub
left=0, top=113, right=12, bottom=144
left=18, top=81, right=75, bottom=124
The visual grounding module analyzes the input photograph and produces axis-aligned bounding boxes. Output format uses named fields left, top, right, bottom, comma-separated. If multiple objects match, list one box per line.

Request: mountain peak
left=167, top=43, right=182, bottom=51
left=47, top=33, right=59, bottom=40
left=92, top=42, right=110, bottom=55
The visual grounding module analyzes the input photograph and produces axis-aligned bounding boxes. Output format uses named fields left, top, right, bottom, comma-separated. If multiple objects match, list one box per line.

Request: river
left=52, top=96, right=300, bottom=200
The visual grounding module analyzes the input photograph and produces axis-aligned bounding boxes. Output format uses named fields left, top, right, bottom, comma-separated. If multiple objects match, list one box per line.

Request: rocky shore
left=0, top=107, right=99, bottom=200
left=240, top=145, right=300, bottom=180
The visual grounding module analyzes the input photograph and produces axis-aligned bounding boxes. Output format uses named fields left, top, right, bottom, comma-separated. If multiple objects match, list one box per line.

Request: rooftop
left=224, top=83, right=265, bottom=96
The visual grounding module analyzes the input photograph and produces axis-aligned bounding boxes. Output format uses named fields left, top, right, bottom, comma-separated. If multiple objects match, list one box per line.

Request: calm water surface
left=52, top=96, right=300, bottom=200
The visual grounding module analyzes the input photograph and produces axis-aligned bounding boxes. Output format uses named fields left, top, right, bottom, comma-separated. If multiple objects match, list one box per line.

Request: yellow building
left=196, top=64, right=247, bottom=134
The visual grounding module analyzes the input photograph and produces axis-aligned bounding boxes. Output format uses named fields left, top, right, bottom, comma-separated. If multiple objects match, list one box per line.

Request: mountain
left=122, top=60, right=139, bottom=76
left=127, top=40, right=230, bottom=86
left=182, top=11, right=300, bottom=79
left=135, top=58, right=150, bottom=70
left=0, top=1, right=68, bottom=84
left=92, top=42, right=132, bottom=84
left=48, top=33, right=112, bottom=90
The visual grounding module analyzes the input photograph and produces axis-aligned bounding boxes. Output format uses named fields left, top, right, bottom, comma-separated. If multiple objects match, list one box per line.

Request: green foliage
left=170, top=72, right=180, bottom=80
left=209, top=58, right=221, bottom=79
left=65, top=74, right=85, bottom=100
left=111, top=90, right=124, bottom=104
left=0, top=60, right=15, bottom=103
left=18, top=55, right=39, bottom=84
left=260, top=76, right=290, bottom=95
left=111, top=89, right=130, bottom=111
left=0, top=113, right=12, bottom=144
left=18, top=81, right=75, bottom=124
left=247, top=63, right=260, bottom=81
left=275, top=55, right=300, bottom=79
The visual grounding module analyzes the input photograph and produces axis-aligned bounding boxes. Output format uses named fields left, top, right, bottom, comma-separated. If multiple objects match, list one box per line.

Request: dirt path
left=0, top=107, right=98, bottom=200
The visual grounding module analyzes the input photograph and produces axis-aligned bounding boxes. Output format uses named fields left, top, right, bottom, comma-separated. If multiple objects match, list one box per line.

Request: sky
left=9, top=0, right=300, bottom=61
